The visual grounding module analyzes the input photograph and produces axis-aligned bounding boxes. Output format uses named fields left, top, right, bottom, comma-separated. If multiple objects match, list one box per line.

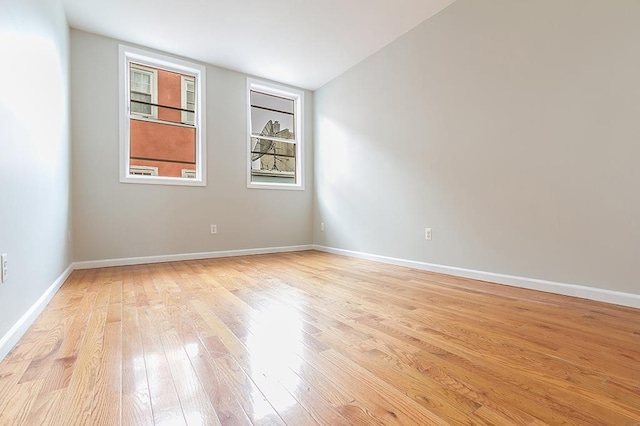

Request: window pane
left=251, top=107, right=294, bottom=139
left=250, top=156, right=296, bottom=184
left=131, top=92, right=150, bottom=102
left=131, top=71, right=141, bottom=85
left=250, top=90, right=295, bottom=139
left=131, top=92, right=152, bottom=115
left=129, top=64, right=198, bottom=125
left=251, top=91, right=294, bottom=114
left=155, top=103, right=190, bottom=124
left=129, top=119, right=196, bottom=178
left=131, top=70, right=151, bottom=94
left=250, top=137, right=296, bottom=184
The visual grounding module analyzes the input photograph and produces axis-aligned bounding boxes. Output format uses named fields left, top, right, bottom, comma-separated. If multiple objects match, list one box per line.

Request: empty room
left=1, top=0, right=639, bottom=424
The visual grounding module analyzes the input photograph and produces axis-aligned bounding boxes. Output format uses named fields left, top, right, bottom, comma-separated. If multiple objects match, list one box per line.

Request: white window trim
left=119, top=44, right=207, bottom=187
left=246, top=78, right=304, bottom=190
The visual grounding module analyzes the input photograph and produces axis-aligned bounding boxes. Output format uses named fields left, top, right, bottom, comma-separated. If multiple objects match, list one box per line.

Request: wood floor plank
left=121, top=302, right=153, bottom=426
left=0, top=251, right=638, bottom=425
left=321, top=348, right=450, bottom=425
left=138, top=306, right=186, bottom=426
left=89, top=318, right=122, bottom=424
left=59, top=305, right=108, bottom=426
left=0, top=360, right=31, bottom=419
left=0, top=378, right=44, bottom=426
left=39, top=355, right=76, bottom=394
left=17, top=314, right=75, bottom=383
left=23, top=388, right=67, bottom=426
left=55, top=277, right=100, bottom=360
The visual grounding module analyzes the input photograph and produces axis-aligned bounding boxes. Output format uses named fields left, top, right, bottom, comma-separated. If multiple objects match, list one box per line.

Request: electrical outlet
left=210, top=224, right=217, bottom=234
left=320, top=222, right=325, bottom=232
left=425, top=228, right=432, bottom=241
left=1, top=254, right=7, bottom=283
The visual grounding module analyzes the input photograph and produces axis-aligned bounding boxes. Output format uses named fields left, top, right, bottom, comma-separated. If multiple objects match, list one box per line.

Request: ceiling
left=63, top=0, right=456, bottom=90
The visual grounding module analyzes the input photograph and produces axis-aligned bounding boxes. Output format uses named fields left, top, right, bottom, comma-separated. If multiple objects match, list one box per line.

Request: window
left=181, top=76, right=195, bottom=125
left=181, top=169, right=196, bottom=179
left=119, top=45, right=206, bottom=186
left=130, top=65, right=157, bottom=118
left=247, top=78, right=304, bottom=190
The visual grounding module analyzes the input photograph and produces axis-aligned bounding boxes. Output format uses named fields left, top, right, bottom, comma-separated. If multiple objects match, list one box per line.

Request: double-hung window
left=247, top=78, right=304, bottom=189
left=119, top=45, right=206, bottom=186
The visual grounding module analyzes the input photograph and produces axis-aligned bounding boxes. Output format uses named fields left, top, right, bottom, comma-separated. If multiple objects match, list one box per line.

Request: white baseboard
left=0, top=263, right=75, bottom=362
left=73, top=245, right=315, bottom=270
left=313, top=245, right=640, bottom=309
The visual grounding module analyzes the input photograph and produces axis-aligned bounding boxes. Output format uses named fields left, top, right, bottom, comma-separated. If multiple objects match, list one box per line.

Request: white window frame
left=246, top=78, right=304, bottom=190
left=119, top=44, right=207, bottom=186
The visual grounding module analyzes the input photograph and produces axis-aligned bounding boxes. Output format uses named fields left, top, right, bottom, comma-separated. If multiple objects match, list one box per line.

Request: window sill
left=120, top=175, right=206, bottom=187
left=247, top=182, right=305, bottom=191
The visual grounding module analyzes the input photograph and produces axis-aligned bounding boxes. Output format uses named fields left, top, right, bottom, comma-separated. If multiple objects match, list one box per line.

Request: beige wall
left=0, top=0, right=72, bottom=341
left=71, top=30, right=313, bottom=262
left=314, top=0, right=640, bottom=295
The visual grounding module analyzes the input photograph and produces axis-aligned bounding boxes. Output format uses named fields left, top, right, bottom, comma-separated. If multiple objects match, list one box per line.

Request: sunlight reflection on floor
left=246, top=303, right=304, bottom=417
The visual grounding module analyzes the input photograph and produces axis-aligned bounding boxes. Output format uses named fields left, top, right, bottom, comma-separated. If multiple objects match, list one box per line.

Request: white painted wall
left=0, top=0, right=72, bottom=342
left=314, top=0, right=640, bottom=295
left=71, top=30, right=313, bottom=262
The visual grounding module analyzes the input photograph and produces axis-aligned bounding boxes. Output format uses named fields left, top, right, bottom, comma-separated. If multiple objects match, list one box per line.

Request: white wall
left=314, top=0, right=640, bottom=295
left=0, top=0, right=72, bottom=345
left=71, top=30, right=313, bottom=262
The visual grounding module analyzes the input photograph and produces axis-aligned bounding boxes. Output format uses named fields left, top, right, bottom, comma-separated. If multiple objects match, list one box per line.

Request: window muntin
left=119, top=45, right=206, bottom=186
left=247, top=79, right=303, bottom=189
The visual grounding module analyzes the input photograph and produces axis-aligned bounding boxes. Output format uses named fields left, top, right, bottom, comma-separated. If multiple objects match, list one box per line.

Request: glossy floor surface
left=0, top=251, right=639, bottom=425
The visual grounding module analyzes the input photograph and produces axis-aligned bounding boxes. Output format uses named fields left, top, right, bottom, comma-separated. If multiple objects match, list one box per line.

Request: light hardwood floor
left=0, top=251, right=638, bottom=425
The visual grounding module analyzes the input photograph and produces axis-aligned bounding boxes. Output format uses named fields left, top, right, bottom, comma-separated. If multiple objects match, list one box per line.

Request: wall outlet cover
left=1, top=254, right=7, bottom=283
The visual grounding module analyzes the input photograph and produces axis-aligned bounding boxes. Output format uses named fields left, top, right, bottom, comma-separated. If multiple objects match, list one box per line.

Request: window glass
left=130, top=67, right=153, bottom=116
